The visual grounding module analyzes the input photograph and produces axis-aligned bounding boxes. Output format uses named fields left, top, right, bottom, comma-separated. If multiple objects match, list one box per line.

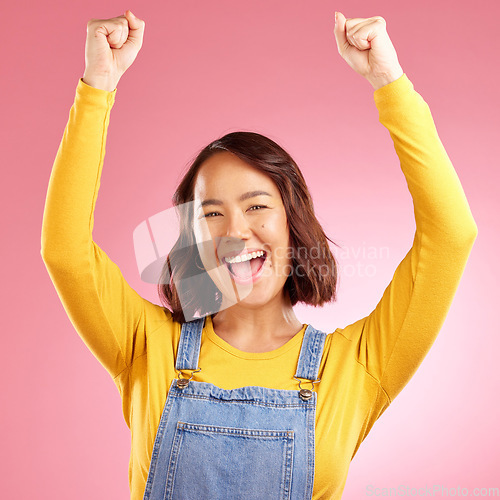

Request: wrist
left=82, top=73, right=120, bottom=92
left=368, top=67, right=404, bottom=91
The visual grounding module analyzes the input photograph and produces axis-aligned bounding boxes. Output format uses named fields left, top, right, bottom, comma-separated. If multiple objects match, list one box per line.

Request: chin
left=234, top=283, right=287, bottom=310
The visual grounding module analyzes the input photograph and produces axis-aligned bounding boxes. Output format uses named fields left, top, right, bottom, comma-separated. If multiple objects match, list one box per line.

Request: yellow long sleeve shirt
left=41, top=74, right=478, bottom=499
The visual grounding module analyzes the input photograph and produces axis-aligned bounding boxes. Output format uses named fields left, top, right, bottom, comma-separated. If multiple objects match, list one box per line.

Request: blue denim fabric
left=143, top=317, right=327, bottom=500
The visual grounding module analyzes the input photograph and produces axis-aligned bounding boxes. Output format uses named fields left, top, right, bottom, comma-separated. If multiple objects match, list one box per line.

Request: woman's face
left=192, top=151, right=292, bottom=310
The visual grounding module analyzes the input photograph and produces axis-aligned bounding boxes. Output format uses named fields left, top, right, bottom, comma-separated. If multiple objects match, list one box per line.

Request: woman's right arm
left=40, top=12, right=157, bottom=381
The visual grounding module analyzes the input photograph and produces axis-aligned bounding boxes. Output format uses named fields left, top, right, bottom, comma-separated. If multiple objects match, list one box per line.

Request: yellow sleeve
left=40, top=79, right=166, bottom=381
left=347, top=74, right=478, bottom=404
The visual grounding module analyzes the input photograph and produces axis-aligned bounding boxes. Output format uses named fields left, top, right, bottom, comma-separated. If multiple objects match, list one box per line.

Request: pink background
left=2, top=0, right=498, bottom=498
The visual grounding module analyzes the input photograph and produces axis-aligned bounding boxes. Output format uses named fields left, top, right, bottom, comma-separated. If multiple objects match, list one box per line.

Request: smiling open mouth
left=223, top=251, right=267, bottom=281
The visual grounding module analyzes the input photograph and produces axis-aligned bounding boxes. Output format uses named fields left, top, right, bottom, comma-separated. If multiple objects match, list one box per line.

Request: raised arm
left=333, top=13, right=478, bottom=403
left=40, top=12, right=161, bottom=382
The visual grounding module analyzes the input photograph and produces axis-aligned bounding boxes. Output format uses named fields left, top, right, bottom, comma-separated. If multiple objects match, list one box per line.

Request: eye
left=203, top=211, right=222, bottom=218
left=248, top=205, right=268, bottom=211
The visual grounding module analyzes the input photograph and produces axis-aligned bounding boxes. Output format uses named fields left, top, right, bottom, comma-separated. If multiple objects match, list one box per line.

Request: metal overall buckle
left=293, top=376, right=321, bottom=401
left=176, top=368, right=201, bottom=389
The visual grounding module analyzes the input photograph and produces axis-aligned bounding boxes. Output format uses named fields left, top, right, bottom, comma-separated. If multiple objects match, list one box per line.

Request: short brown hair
left=158, top=131, right=339, bottom=323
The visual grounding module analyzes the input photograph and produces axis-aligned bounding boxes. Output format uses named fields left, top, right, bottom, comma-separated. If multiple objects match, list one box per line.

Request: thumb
left=333, top=11, right=348, bottom=55
left=124, top=10, right=145, bottom=46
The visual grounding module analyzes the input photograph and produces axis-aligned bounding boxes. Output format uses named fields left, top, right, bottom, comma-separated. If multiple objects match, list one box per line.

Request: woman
left=41, top=9, right=478, bottom=500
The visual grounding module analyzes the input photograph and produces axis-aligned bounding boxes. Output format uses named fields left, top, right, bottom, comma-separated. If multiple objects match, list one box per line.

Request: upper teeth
left=224, top=250, right=265, bottom=264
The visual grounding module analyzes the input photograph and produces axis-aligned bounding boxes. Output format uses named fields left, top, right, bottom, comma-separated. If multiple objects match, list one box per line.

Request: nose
left=224, top=210, right=251, bottom=240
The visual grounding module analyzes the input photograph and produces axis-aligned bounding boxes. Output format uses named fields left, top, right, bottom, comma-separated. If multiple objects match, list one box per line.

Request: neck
left=211, top=290, right=303, bottom=350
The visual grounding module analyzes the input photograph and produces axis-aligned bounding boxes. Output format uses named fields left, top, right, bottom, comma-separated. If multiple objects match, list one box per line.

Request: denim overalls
left=143, top=316, right=327, bottom=500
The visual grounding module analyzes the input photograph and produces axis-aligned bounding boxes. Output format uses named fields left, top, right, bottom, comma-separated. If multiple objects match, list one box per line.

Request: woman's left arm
left=333, top=13, right=478, bottom=403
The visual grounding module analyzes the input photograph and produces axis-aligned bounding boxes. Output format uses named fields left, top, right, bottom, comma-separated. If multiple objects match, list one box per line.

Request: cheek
left=193, top=219, right=219, bottom=268
left=272, top=211, right=290, bottom=244
left=261, top=207, right=287, bottom=233
left=194, top=216, right=226, bottom=250
left=260, top=212, right=291, bottom=262
left=193, top=216, right=213, bottom=241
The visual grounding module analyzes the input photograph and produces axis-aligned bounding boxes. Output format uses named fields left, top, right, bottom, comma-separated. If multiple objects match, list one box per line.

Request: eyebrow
left=200, top=190, right=272, bottom=208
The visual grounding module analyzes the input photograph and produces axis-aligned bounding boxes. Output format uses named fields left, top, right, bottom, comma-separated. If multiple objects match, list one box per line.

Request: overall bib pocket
left=165, top=421, right=294, bottom=499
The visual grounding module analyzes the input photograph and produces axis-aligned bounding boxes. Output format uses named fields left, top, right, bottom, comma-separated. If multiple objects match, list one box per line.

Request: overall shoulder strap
left=294, top=324, right=327, bottom=381
left=175, top=317, right=205, bottom=370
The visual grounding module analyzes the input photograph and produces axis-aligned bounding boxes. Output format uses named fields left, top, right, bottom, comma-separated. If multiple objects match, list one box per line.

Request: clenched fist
left=83, top=10, right=145, bottom=91
left=333, top=12, right=403, bottom=90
